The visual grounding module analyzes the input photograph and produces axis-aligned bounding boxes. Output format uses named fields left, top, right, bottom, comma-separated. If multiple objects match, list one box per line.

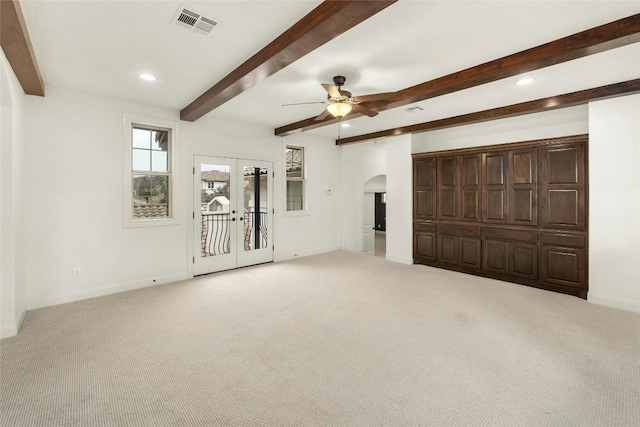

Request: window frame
left=284, top=144, right=307, bottom=215
left=123, top=114, right=180, bottom=228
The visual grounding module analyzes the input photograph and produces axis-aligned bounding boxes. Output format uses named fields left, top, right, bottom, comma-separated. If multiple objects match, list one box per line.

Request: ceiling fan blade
left=351, top=104, right=379, bottom=117
left=321, top=84, right=342, bottom=98
left=351, top=92, right=396, bottom=103
left=282, top=101, right=326, bottom=107
left=314, top=108, right=332, bottom=121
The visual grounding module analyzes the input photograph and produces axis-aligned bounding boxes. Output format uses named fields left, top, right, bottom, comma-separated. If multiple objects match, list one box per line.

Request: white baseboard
left=588, top=293, right=640, bottom=313
left=385, top=254, right=413, bottom=265
left=1, top=308, right=26, bottom=339
left=275, top=245, right=342, bottom=262
left=1, top=324, right=18, bottom=339
left=27, top=272, right=191, bottom=311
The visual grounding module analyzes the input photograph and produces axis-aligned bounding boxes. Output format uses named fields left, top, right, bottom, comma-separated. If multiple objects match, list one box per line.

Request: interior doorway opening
left=374, top=192, right=386, bottom=259
left=364, top=175, right=386, bottom=259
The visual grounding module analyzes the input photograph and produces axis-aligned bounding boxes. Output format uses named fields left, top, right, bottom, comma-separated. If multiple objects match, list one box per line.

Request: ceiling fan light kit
left=327, top=102, right=352, bottom=118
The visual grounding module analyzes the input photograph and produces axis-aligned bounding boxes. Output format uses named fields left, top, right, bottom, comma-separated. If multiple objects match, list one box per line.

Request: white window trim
left=123, top=113, right=180, bottom=228
left=283, top=143, right=309, bottom=217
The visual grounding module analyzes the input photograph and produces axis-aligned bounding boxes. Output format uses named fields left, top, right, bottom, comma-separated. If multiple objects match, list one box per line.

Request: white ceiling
left=20, top=0, right=640, bottom=141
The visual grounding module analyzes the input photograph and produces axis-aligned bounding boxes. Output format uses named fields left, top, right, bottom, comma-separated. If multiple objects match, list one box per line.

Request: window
left=123, top=114, right=179, bottom=227
left=285, top=145, right=304, bottom=211
left=132, top=126, right=171, bottom=219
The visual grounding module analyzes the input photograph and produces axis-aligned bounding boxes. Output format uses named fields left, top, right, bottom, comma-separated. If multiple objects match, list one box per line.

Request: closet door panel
left=461, top=155, right=481, bottom=222
left=459, top=237, right=482, bottom=269
left=438, top=156, right=458, bottom=220
left=484, top=240, right=509, bottom=275
left=541, top=246, right=585, bottom=288
left=510, top=148, right=538, bottom=226
left=415, top=232, right=437, bottom=261
left=483, top=152, right=507, bottom=223
left=541, top=144, right=585, bottom=230
left=511, top=243, right=538, bottom=280
left=416, top=190, right=435, bottom=219
left=438, top=235, right=458, bottom=264
left=414, top=158, right=437, bottom=220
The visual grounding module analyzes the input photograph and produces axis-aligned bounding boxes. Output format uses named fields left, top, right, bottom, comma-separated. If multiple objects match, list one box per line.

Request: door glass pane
left=243, top=166, right=268, bottom=251
left=200, top=164, right=231, bottom=257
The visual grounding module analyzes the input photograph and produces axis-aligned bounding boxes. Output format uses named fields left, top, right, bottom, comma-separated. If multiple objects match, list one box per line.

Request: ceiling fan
left=283, top=76, right=395, bottom=121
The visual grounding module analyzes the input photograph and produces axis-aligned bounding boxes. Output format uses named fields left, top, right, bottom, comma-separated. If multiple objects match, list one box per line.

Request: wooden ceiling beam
left=275, top=13, right=640, bottom=137
left=0, top=0, right=45, bottom=96
left=181, top=0, right=397, bottom=122
left=336, top=79, right=640, bottom=145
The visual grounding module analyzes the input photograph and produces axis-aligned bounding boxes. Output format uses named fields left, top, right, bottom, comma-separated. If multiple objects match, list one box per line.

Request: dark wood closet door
left=414, top=158, right=437, bottom=220
left=413, top=135, right=588, bottom=299
left=541, top=246, right=586, bottom=289
left=438, top=234, right=458, bottom=264
left=438, top=156, right=458, bottom=220
left=483, top=151, right=508, bottom=223
left=415, top=232, right=437, bottom=261
left=459, top=237, right=482, bottom=269
left=484, top=239, right=510, bottom=275
left=510, top=243, right=538, bottom=280
left=509, top=148, right=538, bottom=226
left=461, top=154, right=481, bottom=222
left=540, top=143, right=586, bottom=230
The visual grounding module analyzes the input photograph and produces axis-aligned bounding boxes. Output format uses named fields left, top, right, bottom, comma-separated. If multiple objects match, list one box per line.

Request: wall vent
left=172, top=5, right=218, bottom=35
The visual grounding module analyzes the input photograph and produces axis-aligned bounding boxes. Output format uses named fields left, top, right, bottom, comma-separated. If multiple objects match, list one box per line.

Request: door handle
left=231, top=217, right=236, bottom=222
left=239, top=216, right=243, bottom=221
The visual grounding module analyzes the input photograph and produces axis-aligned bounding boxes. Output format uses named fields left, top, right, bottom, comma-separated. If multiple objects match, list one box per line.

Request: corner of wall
left=1, top=47, right=28, bottom=339
left=588, top=293, right=640, bottom=314
left=588, top=94, right=640, bottom=313
left=1, top=310, right=26, bottom=339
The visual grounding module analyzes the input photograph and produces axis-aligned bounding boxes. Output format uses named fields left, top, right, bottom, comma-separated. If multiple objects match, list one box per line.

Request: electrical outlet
left=73, top=268, right=81, bottom=277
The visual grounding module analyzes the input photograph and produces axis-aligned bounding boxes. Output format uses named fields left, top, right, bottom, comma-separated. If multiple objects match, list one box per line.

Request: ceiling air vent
left=405, top=106, right=424, bottom=113
left=172, top=5, right=218, bottom=36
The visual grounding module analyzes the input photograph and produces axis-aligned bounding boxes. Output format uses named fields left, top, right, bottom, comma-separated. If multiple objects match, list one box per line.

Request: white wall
left=18, top=87, right=340, bottom=318
left=340, top=142, right=386, bottom=252
left=1, top=49, right=28, bottom=338
left=386, top=135, right=413, bottom=264
left=24, top=88, right=185, bottom=309
left=277, top=133, right=342, bottom=259
left=412, top=106, right=589, bottom=152
left=588, top=95, right=640, bottom=312
left=363, top=174, right=386, bottom=193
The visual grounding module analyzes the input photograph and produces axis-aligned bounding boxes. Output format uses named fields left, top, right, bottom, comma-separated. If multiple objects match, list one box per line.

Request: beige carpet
left=1, top=251, right=639, bottom=426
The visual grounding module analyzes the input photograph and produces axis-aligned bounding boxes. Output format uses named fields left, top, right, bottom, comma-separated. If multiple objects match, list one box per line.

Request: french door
left=193, top=155, right=273, bottom=275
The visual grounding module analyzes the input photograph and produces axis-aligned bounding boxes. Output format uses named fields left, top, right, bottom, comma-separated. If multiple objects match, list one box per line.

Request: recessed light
left=139, top=73, right=157, bottom=81
left=516, top=77, right=534, bottom=86
left=341, top=123, right=350, bottom=128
